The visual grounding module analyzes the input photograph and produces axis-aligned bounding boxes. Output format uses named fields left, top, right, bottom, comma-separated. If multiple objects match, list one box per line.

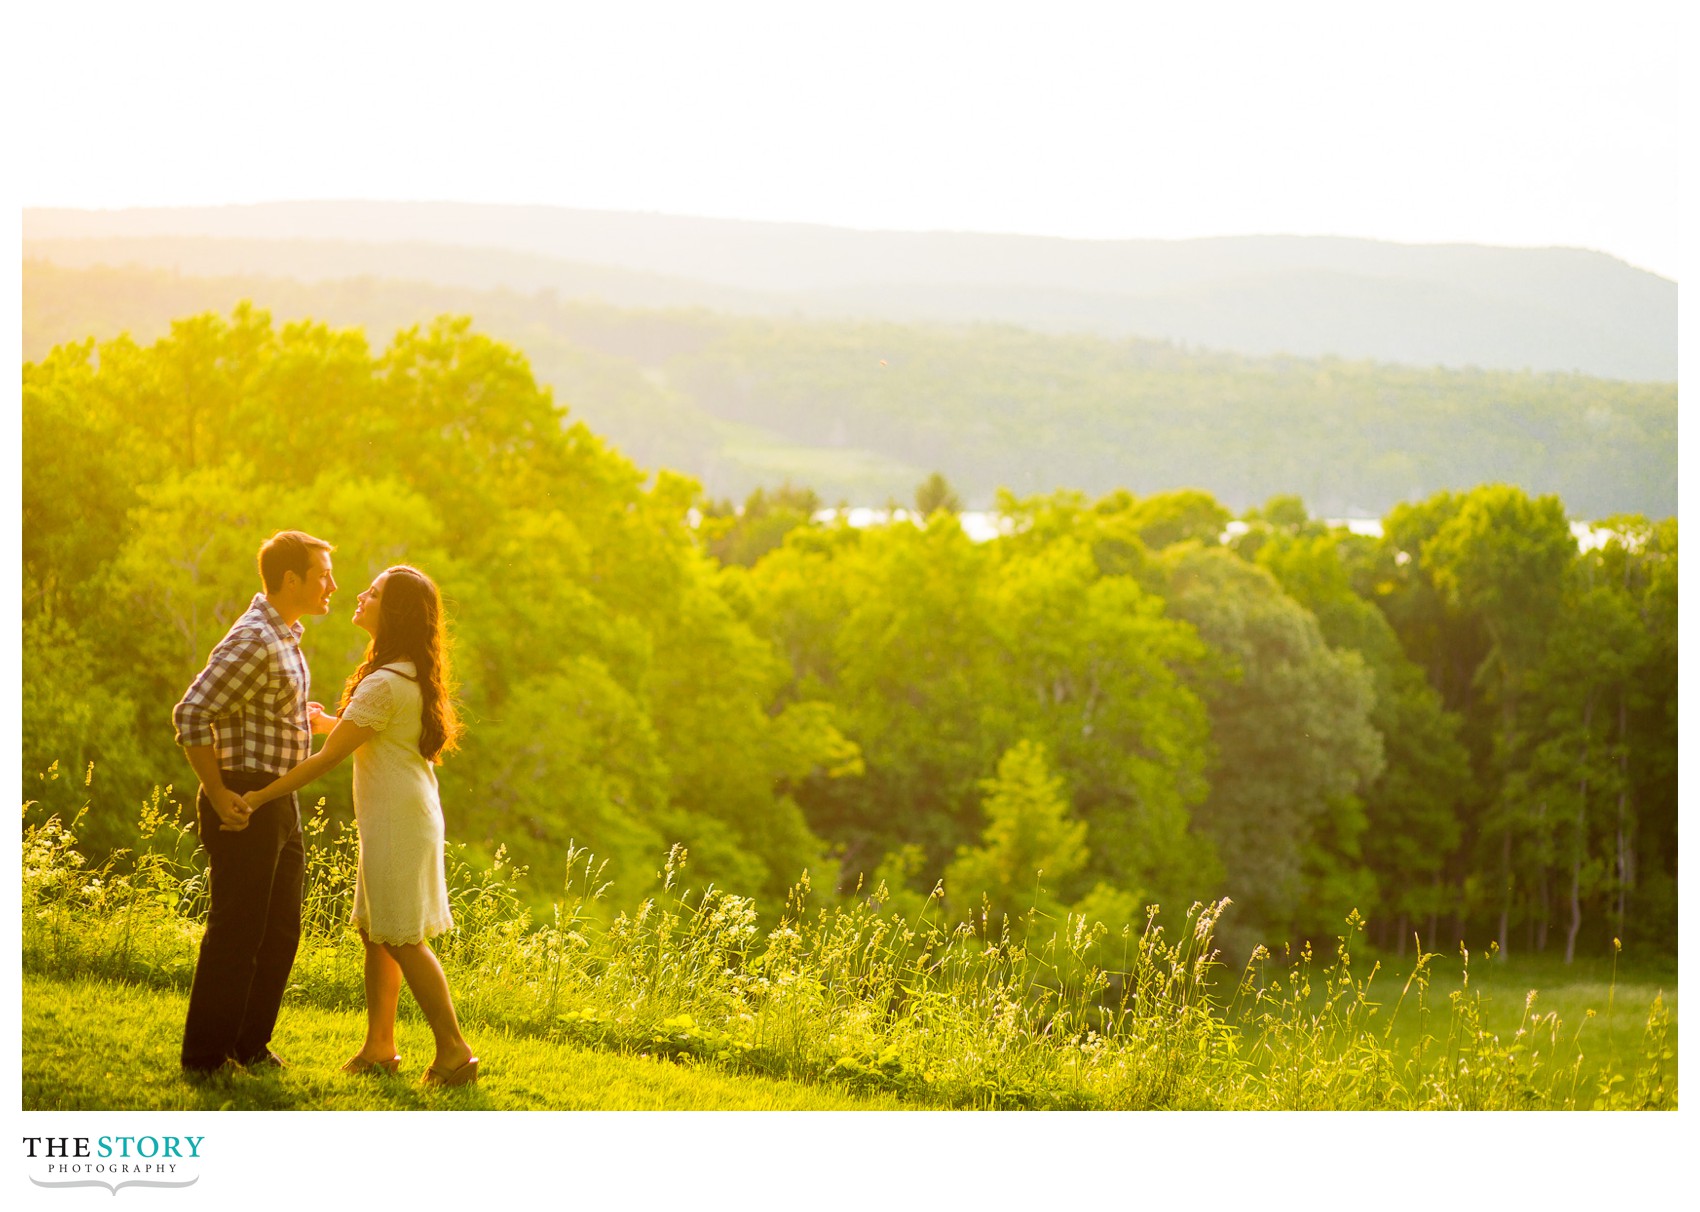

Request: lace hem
left=351, top=911, right=453, bottom=946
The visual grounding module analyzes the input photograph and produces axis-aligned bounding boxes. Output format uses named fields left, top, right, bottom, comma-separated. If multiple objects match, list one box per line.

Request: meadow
left=23, top=789, right=1676, bottom=1112
left=22, top=974, right=905, bottom=1111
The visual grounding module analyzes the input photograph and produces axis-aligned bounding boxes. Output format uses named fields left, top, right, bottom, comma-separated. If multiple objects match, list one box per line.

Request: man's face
left=291, top=549, right=337, bottom=616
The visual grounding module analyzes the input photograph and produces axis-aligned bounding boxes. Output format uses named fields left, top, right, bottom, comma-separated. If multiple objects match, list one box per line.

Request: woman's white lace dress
left=341, top=661, right=454, bottom=945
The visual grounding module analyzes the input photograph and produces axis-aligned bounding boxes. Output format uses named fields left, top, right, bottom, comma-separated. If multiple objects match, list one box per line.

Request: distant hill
left=23, top=202, right=1676, bottom=381
left=22, top=235, right=777, bottom=314
left=23, top=261, right=1676, bottom=519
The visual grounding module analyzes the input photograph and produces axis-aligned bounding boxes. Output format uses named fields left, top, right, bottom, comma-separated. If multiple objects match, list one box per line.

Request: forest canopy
left=22, top=305, right=1677, bottom=960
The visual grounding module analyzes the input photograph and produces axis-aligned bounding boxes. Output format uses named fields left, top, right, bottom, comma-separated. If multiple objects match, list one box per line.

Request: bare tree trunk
left=1566, top=698, right=1596, bottom=965
left=1396, top=911, right=1409, bottom=959
left=1622, top=840, right=1636, bottom=934
left=1615, top=691, right=1631, bottom=939
left=1536, top=865, right=1549, bottom=952
left=1615, top=817, right=1629, bottom=934
left=1565, top=858, right=1582, bottom=964
left=1497, top=662, right=1518, bottom=962
left=1495, top=822, right=1514, bottom=959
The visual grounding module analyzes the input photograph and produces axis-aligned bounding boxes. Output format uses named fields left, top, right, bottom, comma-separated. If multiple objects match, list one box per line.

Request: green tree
left=945, top=740, right=1088, bottom=927
left=1587, top=517, right=1679, bottom=948
left=1253, top=525, right=1470, bottom=953
left=1163, top=546, right=1383, bottom=948
left=982, top=533, right=1217, bottom=906
left=1420, top=485, right=1575, bottom=955
left=914, top=471, right=963, bottom=518
left=1505, top=558, right=1654, bottom=961
left=700, top=482, right=822, bottom=568
left=1124, top=489, right=1232, bottom=550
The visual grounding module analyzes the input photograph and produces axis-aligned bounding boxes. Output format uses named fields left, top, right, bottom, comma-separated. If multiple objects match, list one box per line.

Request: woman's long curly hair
left=339, top=564, right=463, bottom=764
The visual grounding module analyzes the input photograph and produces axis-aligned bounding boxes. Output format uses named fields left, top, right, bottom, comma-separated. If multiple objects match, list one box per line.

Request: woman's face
left=352, top=572, right=389, bottom=638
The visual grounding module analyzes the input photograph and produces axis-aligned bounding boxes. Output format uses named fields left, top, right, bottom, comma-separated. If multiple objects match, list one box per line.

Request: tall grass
left=22, top=776, right=1676, bottom=1110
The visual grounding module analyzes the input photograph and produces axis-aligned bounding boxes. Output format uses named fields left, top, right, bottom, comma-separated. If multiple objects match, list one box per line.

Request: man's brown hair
left=257, top=530, right=335, bottom=593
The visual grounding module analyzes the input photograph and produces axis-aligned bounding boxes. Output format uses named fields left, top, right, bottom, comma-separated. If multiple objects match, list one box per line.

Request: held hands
left=308, top=702, right=338, bottom=736
left=218, top=779, right=286, bottom=830
left=210, top=786, right=254, bottom=832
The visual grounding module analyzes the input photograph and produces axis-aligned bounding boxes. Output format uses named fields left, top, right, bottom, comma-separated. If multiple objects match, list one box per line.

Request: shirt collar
left=252, top=593, right=306, bottom=643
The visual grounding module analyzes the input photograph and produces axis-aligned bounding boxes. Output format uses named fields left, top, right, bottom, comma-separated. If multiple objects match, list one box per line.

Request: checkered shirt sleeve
left=172, top=630, right=270, bottom=750
left=172, top=599, right=312, bottom=775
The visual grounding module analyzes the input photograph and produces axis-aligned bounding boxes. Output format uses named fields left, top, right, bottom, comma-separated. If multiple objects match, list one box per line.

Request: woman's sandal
left=423, top=1056, right=480, bottom=1087
left=341, top=1054, right=401, bottom=1076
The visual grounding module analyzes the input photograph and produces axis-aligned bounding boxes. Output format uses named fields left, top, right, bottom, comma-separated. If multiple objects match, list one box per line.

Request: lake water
left=811, top=510, right=1614, bottom=550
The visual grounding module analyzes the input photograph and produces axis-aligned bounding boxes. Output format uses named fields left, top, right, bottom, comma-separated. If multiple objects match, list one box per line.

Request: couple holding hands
left=172, top=530, right=478, bottom=1086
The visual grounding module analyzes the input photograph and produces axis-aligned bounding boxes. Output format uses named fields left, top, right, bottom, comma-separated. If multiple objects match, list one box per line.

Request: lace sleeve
left=341, top=673, right=395, bottom=732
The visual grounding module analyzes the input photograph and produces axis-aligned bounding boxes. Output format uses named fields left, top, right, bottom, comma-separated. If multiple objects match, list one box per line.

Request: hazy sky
left=17, top=0, right=1681, bottom=277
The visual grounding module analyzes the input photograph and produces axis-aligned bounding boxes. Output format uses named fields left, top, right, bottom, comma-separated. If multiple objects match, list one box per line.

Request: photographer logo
left=23, top=1135, right=202, bottom=1195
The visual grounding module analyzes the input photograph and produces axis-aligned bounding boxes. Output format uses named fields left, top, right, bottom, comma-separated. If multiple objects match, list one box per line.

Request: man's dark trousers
left=180, top=769, right=304, bottom=1072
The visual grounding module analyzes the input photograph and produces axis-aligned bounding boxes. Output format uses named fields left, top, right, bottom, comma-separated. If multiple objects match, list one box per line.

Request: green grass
left=23, top=973, right=910, bottom=1111
left=1229, top=942, right=1678, bottom=1107
left=1376, top=951, right=1677, bottom=1084
left=24, top=805, right=1677, bottom=1110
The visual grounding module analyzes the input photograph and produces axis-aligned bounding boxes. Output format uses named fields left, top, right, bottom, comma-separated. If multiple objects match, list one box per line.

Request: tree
left=797, top=518, right=1003, bottom=861
left=1162, top=546, right=1383, bottom=949
left=700, top=482, right=822, bottom=568
left=1122, top=490, right=1232, bottom=551
left=945, top=741, right=1088, bottom=927
left=1254, top=527, right=1470, bottom=952
left=1505, top=560, right=1653, bottom=961
left=914, top=471, right=963, bottom=518
left=982, top=533, right=1217, bottom=906
left=1588, top=517, right=1679, bottom=948
left=1420, top=485, right=1575, bottom=956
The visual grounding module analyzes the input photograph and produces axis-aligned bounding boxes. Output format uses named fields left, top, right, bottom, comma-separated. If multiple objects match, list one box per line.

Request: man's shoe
left=239, top=1050, right=287, bottom=1071
left=182, top=1059, right=245, bottom=1083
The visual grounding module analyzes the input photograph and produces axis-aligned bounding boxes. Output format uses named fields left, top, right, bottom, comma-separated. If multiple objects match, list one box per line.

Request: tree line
left=22, top=306, right=1676, bottom=959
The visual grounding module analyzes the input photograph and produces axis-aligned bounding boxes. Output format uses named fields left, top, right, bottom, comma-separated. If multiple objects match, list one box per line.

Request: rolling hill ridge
left=24, top=201, right=1677, bottom=380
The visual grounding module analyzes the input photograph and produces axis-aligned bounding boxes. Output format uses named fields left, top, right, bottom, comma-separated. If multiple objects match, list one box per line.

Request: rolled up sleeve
left=172, top=633, right=268, bottom=749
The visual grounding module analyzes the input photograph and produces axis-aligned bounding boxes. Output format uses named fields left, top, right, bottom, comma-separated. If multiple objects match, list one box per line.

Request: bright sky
left=16, top=0, right=1681, bottom=277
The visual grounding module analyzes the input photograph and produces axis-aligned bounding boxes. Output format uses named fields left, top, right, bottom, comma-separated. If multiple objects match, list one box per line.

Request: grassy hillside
left=23, top=805, right=1677, bottom=1111
left=23, top=974, right=908, bottom=1111
left=24, top=260, right=1676, bottom=516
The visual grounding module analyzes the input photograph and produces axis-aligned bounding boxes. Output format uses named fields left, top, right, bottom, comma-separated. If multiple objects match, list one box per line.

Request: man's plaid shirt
left=172, top=594, right=312, bottom=775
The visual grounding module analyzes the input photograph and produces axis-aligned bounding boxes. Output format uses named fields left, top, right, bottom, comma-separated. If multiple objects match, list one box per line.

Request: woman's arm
left=245, top=715, right=377, bottom=810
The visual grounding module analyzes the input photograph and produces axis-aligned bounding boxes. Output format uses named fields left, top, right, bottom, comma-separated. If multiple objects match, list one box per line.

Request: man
left=173, top=529, right=337, bottom=1076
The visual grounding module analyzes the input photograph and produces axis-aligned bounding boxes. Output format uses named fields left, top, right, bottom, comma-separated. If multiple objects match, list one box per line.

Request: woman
left=246, top=564, right=478, bottom=1086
